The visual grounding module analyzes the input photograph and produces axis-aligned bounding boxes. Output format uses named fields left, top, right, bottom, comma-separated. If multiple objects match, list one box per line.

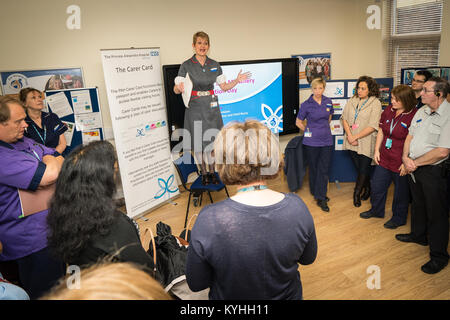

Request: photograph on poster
left=292, top=53, right=331, bottom=88
left=379, top=85, right=391, bottom=108
left=427, top=68, right=441, bottom=77
left=403, top=69, right=415, bottom=85
left=62, top=121, right=75, bottom=146
left=0, top=68, right=84, bottom=94
left=441, top=68, right=450, bottom=81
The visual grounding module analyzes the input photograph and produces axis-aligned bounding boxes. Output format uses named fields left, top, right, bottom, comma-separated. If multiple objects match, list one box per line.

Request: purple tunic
left=297, top=95, right=334, bottom=147
left=0, top=137, right=56, bottom=261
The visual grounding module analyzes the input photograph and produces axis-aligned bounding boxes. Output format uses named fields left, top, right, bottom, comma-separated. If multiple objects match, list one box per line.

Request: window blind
left=384, top=0, right=443, bottom=84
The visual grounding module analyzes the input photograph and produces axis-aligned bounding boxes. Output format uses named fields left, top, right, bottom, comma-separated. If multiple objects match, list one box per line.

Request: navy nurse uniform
left=24, top=111, right=67, bottom=149
left=176, top=55, right=225, bottom=152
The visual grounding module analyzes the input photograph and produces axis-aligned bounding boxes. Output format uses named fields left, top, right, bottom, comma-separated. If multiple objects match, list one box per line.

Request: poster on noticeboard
left=0, top=67, right=84, bottom=95
left=292, top=53, right=331, bottom=89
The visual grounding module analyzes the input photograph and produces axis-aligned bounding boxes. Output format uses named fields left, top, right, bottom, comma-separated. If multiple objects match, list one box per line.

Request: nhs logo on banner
left=150, top=51, right=159, bottom=56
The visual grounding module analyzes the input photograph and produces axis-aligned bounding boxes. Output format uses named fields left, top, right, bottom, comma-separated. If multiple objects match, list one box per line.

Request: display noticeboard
left=401, top=66, right=450, bottom=85
left=44, top=87, right=104, bottom=156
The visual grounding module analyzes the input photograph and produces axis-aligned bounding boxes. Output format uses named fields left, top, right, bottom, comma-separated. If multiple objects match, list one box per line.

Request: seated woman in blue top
left=19, top=88, right=67, bottom=155
left=185, top=120, right=318, bottom=300
left=296, top=78, right=334, bottom=212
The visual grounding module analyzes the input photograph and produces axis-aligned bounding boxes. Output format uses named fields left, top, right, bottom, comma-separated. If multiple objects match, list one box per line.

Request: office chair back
left=173, top=152, right=199, bottom=189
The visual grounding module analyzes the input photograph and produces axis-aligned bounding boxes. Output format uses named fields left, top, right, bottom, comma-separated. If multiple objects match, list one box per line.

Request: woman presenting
left=174, top=31, right=250, bottom=185
left=341, top=76, right=382, bottom=207
left=359, top=85, right=417, bottom=229
left=296, top=78, right=333, bottom=212
left=19, top=87, right=67, bottom=155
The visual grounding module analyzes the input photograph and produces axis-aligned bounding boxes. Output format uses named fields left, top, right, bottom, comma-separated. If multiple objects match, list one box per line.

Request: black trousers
left=304, top=145, right=333, bottom=201
left=348, top=151, right=372, bottom=175
left=408, top=165, right=449, bottom=264
left=16, top=246, right=66, bottom=299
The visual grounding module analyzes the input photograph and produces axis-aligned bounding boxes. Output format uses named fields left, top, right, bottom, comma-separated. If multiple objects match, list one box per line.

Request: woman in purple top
left=296, top=78, right=334, bottom=212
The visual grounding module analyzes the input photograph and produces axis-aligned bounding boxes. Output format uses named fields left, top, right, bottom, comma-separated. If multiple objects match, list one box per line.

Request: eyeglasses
left=412, top=78, right=425, bottom=83
left=421, top=88, right=434, bottom=93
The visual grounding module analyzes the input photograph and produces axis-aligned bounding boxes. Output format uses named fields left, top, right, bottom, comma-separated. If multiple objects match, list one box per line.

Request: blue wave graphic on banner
left=220, top=75, right=283, bottom=133
left=154, top=174, right=179, bottom=199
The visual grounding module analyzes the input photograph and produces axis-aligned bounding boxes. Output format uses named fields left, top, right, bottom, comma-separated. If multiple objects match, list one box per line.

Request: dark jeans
left=304, top=145, right=333, bottom=201
left=369, top=165, right=410, bottom=223
left=408, top=165, right=449, bottom=264
left=348, top=151, right=372, bottom=176
left=16, top=246, right=66, bottom=299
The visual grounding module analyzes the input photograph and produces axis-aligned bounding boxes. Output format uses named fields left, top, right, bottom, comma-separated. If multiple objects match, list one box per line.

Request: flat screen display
left=162, top=58, right=299, bottom=149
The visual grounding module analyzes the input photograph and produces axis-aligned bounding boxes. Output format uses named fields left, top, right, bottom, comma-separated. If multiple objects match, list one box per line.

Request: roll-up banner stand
left=100, top=47, right=179, bottom=218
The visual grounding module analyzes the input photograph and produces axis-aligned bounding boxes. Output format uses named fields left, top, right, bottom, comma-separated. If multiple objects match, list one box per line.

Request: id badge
left=385, top=138, right=392, bottom=149
left=352, top=123, right=359, bottom=130
left=304, top=131, right=312, bottom=138
left=210, top=95, right=218, bottom=108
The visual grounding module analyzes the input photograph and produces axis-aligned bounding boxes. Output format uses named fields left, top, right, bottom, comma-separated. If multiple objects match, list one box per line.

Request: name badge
left=210, top=68, right=217, bottom=72
left=304, top=131, right=312, bottom=138
left=210, top=95, right=218, bottom=108
left=400, top=122, right=407, bottom=128
left=352, top=123, right=359, bottom=130
left=385, top=138, right=392, bottom=149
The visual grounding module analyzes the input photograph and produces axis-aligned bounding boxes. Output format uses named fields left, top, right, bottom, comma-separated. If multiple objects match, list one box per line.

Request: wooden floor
left=127, top=173, right=450, bottom=300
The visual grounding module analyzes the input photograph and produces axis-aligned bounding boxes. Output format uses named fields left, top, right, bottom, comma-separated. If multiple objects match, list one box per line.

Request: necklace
left=236, top=185, right=268, bottom=193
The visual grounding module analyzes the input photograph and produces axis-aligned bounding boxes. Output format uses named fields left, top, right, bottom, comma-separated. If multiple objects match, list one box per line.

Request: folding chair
left=173, top=152, right=229, bottom=228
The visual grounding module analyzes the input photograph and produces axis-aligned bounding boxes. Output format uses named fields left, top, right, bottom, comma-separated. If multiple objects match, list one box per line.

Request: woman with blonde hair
left=19, top=87, right=67, bottom=154
left=185, top=120, right=317, bottom=300
left=296, top=77, right=334, bottom=212
left=174, top=31, right=251, bottom=185
left=42, top=262, right=170, bottom=300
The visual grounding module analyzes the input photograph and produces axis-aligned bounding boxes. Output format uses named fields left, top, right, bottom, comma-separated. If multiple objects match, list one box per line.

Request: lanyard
left=353, top=98, right=369, bottom=123
left=32, top=124, right=46, bottom=145
left=389, top=113, right=403, bottom=137
left=237, top=185, right=268, bottom=193
left=21, top=148, right=41, bottom=161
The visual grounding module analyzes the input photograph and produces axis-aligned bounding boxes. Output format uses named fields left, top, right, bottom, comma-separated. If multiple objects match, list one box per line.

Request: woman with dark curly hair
left=341, top=76, right=382, bottom=207
left=47, top=141, right=154, bottom=272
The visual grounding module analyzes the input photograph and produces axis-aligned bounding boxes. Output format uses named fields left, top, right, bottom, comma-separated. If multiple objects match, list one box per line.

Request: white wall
left=439, top=0, right=450, bottom=65
left=0, top=0, right=386, bottom=142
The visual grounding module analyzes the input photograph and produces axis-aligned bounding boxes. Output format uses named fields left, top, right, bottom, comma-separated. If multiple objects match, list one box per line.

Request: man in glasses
left=397, top=77, right=450, bottom=274
left=410, top=70, right=432, bottom=109
left=0, top=96, right=65, bottom=299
